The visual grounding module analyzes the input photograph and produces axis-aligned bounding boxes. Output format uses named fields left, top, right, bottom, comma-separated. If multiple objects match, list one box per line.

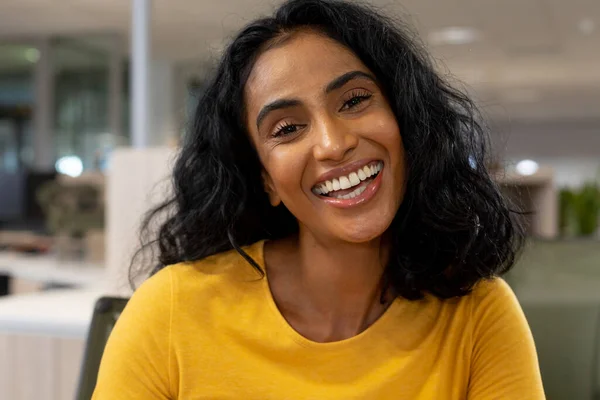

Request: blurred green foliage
left=559, top=181, right=600, bottom=237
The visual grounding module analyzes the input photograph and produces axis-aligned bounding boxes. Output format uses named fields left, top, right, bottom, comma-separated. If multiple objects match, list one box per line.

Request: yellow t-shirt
left=93, top=241, right=545, bottom=399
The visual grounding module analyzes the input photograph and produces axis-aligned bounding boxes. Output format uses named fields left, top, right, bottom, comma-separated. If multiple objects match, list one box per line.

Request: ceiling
left=0, top=0, right=599, bottom=122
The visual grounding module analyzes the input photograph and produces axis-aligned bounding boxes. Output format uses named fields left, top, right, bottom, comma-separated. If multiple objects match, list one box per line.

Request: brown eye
left=272, top=122, right=305, bottom=138
left=340, top=90, right=373, bottom=111
left=277, top=124, right=298, bottom=136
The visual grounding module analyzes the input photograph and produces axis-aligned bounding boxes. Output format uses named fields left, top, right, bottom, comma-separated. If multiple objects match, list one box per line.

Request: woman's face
left=244, top=31, right=406, bottom=243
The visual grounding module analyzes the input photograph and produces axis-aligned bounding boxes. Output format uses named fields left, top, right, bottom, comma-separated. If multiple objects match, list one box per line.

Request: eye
left=340, top=90, right=373, bottom=111
left=272, top=122, right=303, bottom=138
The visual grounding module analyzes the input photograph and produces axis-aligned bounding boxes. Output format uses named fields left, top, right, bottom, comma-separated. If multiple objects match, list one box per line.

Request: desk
left=0, top=288, right=107, bottom=400
left=0, top=252, right=105, bottom=288
left=0, top=288, right=104, bottom=338
left=0, top=252, right=108, bottom=400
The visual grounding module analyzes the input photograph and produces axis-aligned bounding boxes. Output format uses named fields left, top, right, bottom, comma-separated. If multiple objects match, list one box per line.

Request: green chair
left=76, top=296, right=129, bottom=400
left=521, top=302, right=600, bottom=400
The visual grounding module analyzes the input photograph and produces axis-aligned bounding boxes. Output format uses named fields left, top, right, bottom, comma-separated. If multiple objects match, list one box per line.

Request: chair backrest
left=522, top=302, right=600, bottom=400
left=76, top=296, right=129, bottom=400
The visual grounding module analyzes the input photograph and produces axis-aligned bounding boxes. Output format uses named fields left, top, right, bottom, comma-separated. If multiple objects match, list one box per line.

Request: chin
left=335, top=217, right=394, bottom=244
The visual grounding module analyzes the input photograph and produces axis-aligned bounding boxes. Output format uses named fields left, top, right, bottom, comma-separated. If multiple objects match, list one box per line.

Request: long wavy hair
left=133, top=0, right=524, bottom=300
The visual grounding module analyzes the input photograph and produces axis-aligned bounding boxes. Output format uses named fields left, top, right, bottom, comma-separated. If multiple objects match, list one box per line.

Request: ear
left=262, top=170, right=281, bottom=207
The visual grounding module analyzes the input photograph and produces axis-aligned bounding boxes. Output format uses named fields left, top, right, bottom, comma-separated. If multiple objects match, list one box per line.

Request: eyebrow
left=255, top=70, right=377, bottom=129
left=325, top=70, right=377, bottom=93
left=256, top=99, right=301, bottom=130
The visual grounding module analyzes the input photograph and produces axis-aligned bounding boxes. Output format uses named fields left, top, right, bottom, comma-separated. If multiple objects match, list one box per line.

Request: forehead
left=245, top=31, right=368, bottom=110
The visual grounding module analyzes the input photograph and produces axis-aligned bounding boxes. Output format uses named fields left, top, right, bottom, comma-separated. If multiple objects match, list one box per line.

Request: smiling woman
left=245, top=33, right=405, bottom=245
left=93, top=1, right=545, bottom=399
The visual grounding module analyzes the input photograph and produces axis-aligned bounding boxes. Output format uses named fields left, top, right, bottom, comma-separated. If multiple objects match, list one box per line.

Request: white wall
left=106, top=147, right=176, bottom=295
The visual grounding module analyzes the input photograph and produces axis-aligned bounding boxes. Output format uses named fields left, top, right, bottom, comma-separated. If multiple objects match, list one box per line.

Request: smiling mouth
left=312, top=161, right=383, bottom=200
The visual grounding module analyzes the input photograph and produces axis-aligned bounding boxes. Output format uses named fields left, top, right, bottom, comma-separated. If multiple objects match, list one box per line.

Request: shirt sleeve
left=467, top=279, right=546, bottom=399
left=92, top=267, right=175, bottom=399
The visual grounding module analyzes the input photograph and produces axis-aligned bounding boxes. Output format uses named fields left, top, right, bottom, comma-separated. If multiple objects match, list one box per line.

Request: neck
left=297, top=230, right=388, bottom=305
left=267, top=230, right=392, bottom=342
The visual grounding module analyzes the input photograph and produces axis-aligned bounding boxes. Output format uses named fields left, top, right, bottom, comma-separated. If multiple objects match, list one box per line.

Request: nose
left=312, top=118, right=358, bottom=162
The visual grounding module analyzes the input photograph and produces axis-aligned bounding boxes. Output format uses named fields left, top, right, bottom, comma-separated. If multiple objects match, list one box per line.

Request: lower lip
left=318, top=167, right=384, bottom=209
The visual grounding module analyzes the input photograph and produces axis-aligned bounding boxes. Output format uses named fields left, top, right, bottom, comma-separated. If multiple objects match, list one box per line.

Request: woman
left=93, top=0, right=545, bottom=398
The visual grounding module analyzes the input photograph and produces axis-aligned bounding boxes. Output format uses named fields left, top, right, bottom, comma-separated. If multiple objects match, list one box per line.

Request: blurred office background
left=0, top=0, right=599, bottom=399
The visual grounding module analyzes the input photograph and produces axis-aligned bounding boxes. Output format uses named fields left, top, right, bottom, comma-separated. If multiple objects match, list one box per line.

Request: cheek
left=370, top=115, right=406, bottom=193
left=364, top=113, right=403, bottom=160
left=263, top=146, right=307, bottom=198
left=377, top=110, right=401, bottom=140
left=382, top=124, right=402, bottom=153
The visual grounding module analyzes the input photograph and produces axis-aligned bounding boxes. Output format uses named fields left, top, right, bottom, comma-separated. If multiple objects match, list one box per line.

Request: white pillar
left=131, top=0, right=151, bottom=148
left=32, top=38, right=54, bottom=171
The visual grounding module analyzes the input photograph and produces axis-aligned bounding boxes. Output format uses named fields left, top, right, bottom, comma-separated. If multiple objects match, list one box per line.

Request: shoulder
left=166, top=240, right=264, bottom=288
left=462, top=283, right=544, bottom=397
left=419, top=278, right=526, bottom=342
left=132, top=241, right=265, bottom=307
left=471, top=277, right=514, bottom=296
left=145, top=241, right=267, bottom=317
left=469, top=278, right=521, bottom=316
left=466, top=278, right=532, bottom=347
left=422, top=278, right=518, bottom=315
left=470, top=277, right=516, bottom=302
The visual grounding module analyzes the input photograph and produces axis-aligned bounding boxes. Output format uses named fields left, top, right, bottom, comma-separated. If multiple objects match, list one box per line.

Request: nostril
left=312, top=132, right=358, bottom=162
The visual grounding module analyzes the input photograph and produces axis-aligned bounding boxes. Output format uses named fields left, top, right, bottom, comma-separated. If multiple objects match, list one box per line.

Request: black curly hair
left=133, top=0, right=524, bottom=300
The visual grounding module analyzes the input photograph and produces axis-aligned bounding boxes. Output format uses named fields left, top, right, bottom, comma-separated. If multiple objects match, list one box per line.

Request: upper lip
left=313, top=159, right=381, bottom=187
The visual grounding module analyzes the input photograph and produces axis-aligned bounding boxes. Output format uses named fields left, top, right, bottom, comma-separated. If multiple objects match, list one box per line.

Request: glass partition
left=0, top=42, right=36, bottom=173
left=53, top=36, right=127, bottom=172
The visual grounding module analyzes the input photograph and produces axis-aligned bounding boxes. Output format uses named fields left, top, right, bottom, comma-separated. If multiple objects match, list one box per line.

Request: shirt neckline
left=252, top=239, right=405, bottom=350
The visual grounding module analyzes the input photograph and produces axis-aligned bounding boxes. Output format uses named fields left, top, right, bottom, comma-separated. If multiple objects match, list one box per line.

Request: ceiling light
left=515, top=160, right=539, bottom=176
left=428, top=27, right=480, bottom=46
left=578, top=18, right=595, bottom=35
left=56, top=155, right=83, bottom=177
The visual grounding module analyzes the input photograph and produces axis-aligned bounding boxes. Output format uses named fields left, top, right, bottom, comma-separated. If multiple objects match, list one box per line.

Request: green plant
left=559, top=182, right=600, bottom=237
left=559, top=189, right=577, bottom=237
left=573, top=183, right=600, bottom=236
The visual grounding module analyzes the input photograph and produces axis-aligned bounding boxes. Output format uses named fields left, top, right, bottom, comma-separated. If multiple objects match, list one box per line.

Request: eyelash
left=272, top=121, right=302, bottom=138
left=340, top=90, right=373, bottom=111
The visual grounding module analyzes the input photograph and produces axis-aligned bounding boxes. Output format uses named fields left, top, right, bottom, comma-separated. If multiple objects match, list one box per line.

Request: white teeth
left=332, top=178, right=340, bottom=191
left=313, top=161, right=383, bottom=196
left=358, top=169, right=367, bottom=181
left=339, top=176, right=351, bottom=190
left=332, top=184, right=367, bottom=199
